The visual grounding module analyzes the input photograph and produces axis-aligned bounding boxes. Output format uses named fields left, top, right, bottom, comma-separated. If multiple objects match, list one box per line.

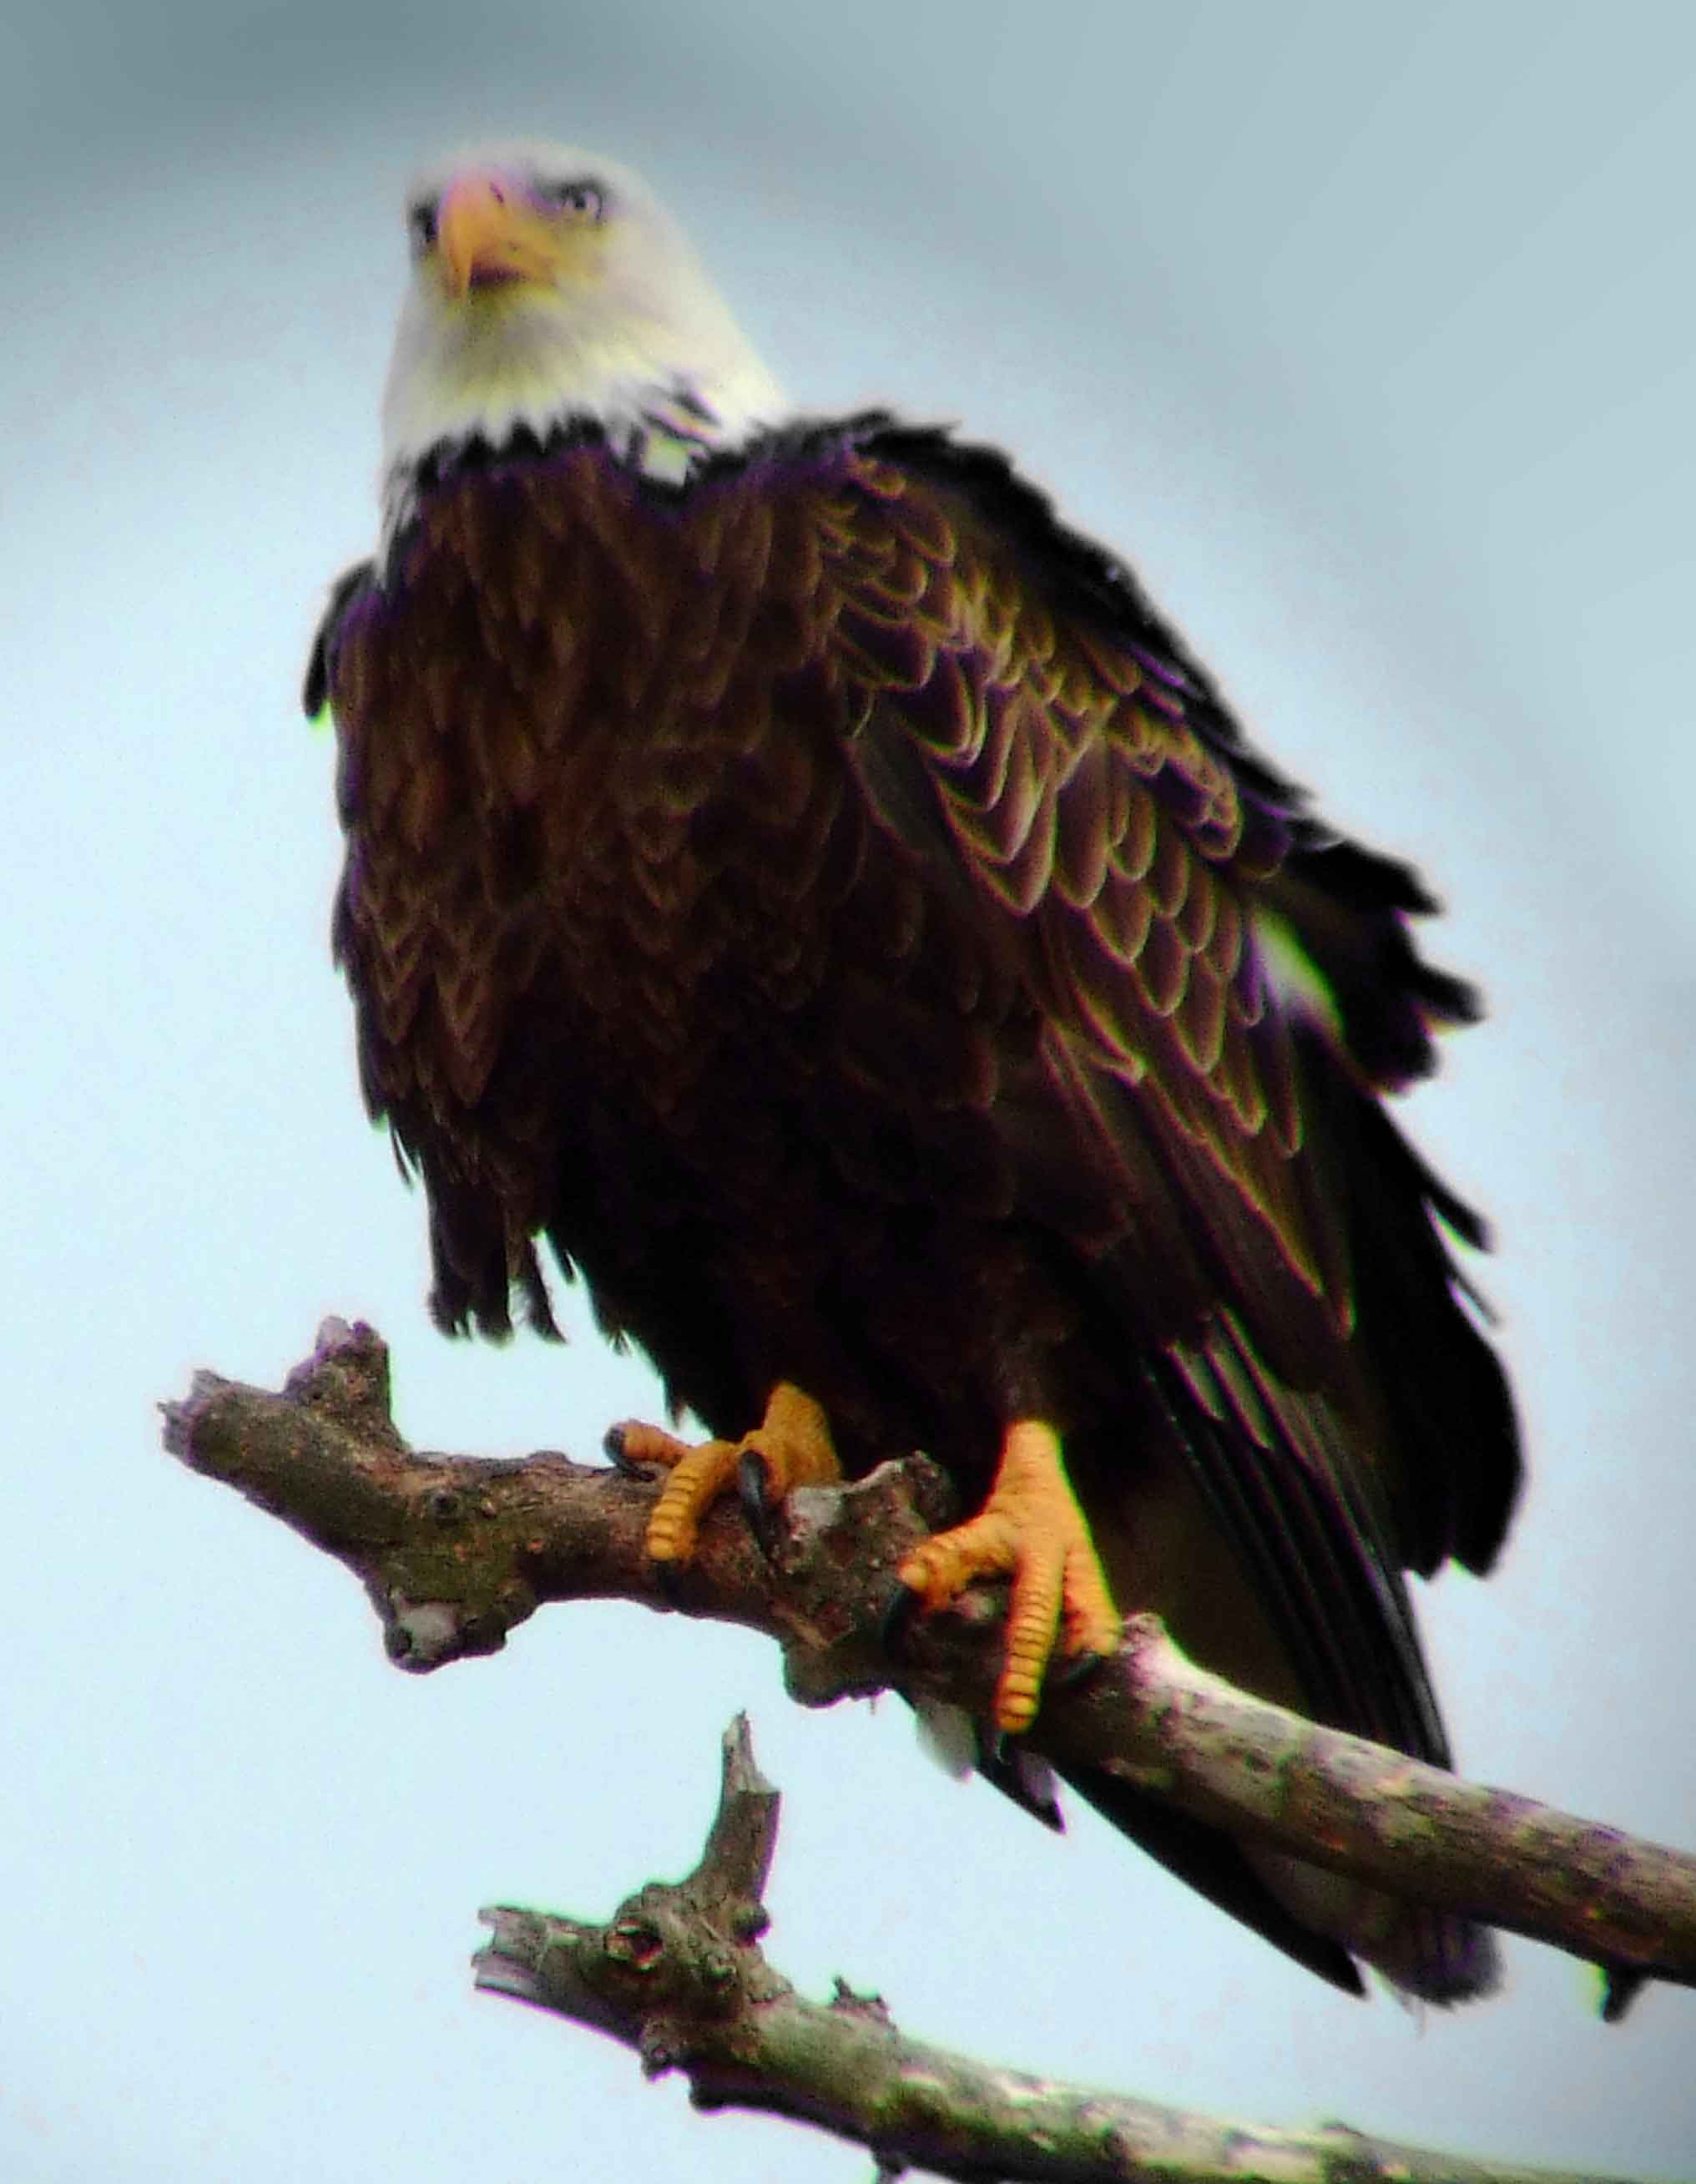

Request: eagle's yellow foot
left=896, top=1419, right=1121, bottom=1735
left=608, top=1382, right=841, bottom=1565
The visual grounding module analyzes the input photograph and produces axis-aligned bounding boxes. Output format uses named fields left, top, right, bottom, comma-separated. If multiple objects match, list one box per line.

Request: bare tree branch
left=472, top=1716, right=1645, bottom=2184
left=160, top=1318, right=1696, bottom=2009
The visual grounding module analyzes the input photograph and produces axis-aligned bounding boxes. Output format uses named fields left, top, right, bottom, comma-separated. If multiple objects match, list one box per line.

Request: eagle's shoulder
left=303, top=559, right=379, bottom=721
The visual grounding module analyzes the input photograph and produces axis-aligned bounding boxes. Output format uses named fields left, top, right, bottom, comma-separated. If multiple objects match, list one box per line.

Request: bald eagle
left=307, top=142, right=1521, bottom=2002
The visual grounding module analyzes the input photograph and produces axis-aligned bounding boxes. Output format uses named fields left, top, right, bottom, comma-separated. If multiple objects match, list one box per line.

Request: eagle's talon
left=609, top=1417, right=695, bottom=1476
left=972, top=1726, right=1065, bottom=1829
left=892, top=1419, right=1121, bottom=1735
left=633, top=1383, right=841, bottom=1573
left=737, top=1447, right=781, bottom=1558
left=1051, top=1646, right=1114, bottom=1696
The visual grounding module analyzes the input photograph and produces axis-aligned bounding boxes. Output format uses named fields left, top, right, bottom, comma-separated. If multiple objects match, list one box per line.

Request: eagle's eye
left=543, top=179, right=605, bottom=223
left=407, top=200, right=438, bottom=255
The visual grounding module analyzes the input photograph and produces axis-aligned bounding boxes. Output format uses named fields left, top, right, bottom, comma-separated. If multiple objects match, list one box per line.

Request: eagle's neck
left=380, top=374, right=763, bottom=555
left=378, top=283, right=793, bottom=559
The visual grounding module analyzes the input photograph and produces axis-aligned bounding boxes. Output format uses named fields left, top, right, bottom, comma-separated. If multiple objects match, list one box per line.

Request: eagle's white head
left=379, top=141, right=791, bottom=534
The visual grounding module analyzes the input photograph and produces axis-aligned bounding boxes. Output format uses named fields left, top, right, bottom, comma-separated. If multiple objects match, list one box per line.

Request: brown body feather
left=312, top=415, right=1521, bottom=1999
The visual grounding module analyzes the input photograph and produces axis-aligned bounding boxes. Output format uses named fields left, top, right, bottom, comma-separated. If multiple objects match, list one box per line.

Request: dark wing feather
left=303, top=560, right=375, bottom=721
left=307, top=545, right=569, bottom=1339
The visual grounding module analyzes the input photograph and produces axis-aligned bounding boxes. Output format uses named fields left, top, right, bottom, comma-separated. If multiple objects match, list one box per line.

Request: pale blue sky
left=6, top=2, right=1695, bottom=2176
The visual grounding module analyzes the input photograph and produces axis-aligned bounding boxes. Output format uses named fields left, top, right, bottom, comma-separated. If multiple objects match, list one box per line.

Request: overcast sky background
left=6, top=2, right=1695, bottom=2176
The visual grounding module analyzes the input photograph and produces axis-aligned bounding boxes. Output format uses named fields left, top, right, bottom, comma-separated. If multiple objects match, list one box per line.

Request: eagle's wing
left=819, top=422, right=1515, bottom=1543
left=805, top=424, right=1519, bottom=1996
left=816, top=417, right=1517, bottom=1694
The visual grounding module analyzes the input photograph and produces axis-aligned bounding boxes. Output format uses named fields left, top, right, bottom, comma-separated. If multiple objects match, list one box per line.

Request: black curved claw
left=974, top=1726, right=1064, bottom=1829
left=1051, top=1646, right=1113, bottom=1696
left=1601, top=1963, right=1648, bottom=2025
left=603, top=1423, right=644, bottom=1474
left=651, top=1554, right=686, bottom=1605
left=880, top=1580, right=924, bottom=1662
left=737, top=1448, right=781, bottom=1560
